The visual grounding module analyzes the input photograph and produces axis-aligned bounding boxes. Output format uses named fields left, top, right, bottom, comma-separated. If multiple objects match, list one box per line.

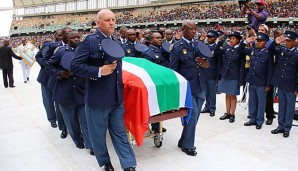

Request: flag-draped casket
left=122, top=57, right=193, bottom=146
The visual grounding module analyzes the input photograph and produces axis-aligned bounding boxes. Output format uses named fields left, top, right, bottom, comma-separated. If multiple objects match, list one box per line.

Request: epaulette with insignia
left=80, top=34, right=88, bottom=42
left=53, top=47, right=61, bottom=55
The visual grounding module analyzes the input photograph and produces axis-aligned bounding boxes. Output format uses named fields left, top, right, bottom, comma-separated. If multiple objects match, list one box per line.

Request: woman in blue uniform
left=215, top=32, right=245, bottom=123
left=269, top=30, right=298, bottom=138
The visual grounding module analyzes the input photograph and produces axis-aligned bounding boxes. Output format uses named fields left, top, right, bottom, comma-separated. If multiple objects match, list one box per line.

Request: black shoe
left=4, top=86, right=8, bottom=88
left=24, top=81, right=27, bottom=83
left=178, top=143, right=196, bottom=150
left=27, top=77, right=29, bottom=81
left=247, top=115, right=250, bottom=119
left=76, top=142, right=85, bottom=149
left=274, top=111, right=278, bottom=115
left=60, top=130, right=68, bottom=139
left=201, top=108, right=210, bottom=113
left=104, top=162, right=114, bottom=171
left=90, top=148, right=95, bottom=156
left=51, top=122, right=57, bottom=128
left=9, top=85, right=15, bottom=88
left=244, top=121, right=256, bottom=126
left=181, top=147, right=197, bottom=156
left=256, top=125, right=262, bottom=130
left=210, top=112, right=215, bottom=117
left=220, top=113, right=231, bottom=120
left=123, top=167, right=136, bottom=171
left=283, top=131, right=289, bottom=138
left=271, top=128, right=284, bottom=134
left=229, top=115, right=235, bottom=123
left=266, top=119, right=273, bottom=125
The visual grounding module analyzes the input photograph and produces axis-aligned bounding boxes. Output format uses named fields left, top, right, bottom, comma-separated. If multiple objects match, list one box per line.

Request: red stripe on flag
left=123, top=70, right=150, bottom=146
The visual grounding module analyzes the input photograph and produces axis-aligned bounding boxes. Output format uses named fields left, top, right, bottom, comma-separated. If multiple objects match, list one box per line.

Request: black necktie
left=189, top=41, right=194, bottom=48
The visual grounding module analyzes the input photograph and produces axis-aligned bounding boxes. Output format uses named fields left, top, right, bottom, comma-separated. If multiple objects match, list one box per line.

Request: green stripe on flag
left=123, top=57, right=180, bottom=113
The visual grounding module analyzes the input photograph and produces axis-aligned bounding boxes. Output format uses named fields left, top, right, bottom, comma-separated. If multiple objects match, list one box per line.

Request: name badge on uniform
left=127, top=49, right=131, bottom=54
left=182, top=49, right=187, bottom=55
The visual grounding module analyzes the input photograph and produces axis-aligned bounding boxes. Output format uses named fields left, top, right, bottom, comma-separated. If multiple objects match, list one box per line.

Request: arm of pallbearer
left=35, top=43, right=48, bottom=67
left=46, top=47, right=64, bottom=78
left=70, top=36, right=100, bottom=79
left=141, top=50, right=153, bottom=62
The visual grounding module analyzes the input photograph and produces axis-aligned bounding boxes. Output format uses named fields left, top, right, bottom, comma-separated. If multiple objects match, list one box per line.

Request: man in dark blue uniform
left=35, top=31, right=61, bottom=128
left=163, top=29, right=176, bottom=44
left=121, top=29, right=141, bottom=57
left=200, top=30, right=219, bottom=117
left=169, top=20, right=208, bottom=156
left=44, top=27, right=72, bottom=138
left=70, top=9, right=136, bottom=171
left=269, top=30, right=298, bottom=138
left=240, top=32, right=273, bottom=129
left=142, top=31, right=169, bottom=67
left=47, top=31, right=94, bottom=155
left=116, top=26, right=127, bottom=45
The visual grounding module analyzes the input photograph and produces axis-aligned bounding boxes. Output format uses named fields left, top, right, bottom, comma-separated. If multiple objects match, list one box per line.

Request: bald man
left=71, top=9, right=136, bottom=171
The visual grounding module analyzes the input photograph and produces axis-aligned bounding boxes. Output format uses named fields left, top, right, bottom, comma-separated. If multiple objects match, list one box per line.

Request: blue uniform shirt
left=142, top=45, right=169, bottom=67
left=214, top=41, right=245, bottom=82
left=204, top=43, right=218, bottom=80
left=122, top=41, right=142, bottom=57
left=239, top=42, right=273, bottom=87
left=70, top=29, right=123, bottom=107
left=35, top=41, right=51, bottom=85
left=169, top=38, right=206, bottom=94
left=269, top=41, right=298, bottom=92
left=48, top=45, right=86, bottom=106
left=44, top=41, right=64, bottom=91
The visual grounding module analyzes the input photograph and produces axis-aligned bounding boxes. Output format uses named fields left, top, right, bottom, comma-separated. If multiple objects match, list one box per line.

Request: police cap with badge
left=256, top=32, right=269, bottom=41
left=285, top=30, right=298, bottom=40
left=196, top=41, right=213, bottom=59
left=101, top=39, right=125, bottom=63
left=207, top=30, right=219, bottom=38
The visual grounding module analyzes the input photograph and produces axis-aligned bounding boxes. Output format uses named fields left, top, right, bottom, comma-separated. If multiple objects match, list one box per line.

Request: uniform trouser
left=41, top=84, right=56, bottom=123
left=20, top=61, right=31, bottom=81
left=179, top=91, right=205, bottom=149
left=265, top=85, right=275, bottom=120
left=54, top=101, right=66, bottom=131
left=204, top=80, right=216, bottom=113
left=85, top=102, right=136, bottom=169
left=248, top=85, right=267, bottom=126
left=2, top=68, right=14, bottom=87
left=277, top=89, right=296, bottom=132
left=59, top=104, right=92, bottom=148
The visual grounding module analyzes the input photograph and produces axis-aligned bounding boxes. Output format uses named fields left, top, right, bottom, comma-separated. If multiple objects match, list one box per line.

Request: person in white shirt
left=17, top=38, right=31, bottom=83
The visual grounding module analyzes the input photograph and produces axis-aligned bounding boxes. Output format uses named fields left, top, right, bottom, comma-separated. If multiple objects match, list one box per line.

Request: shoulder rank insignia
left=127, top=49, right=131, bottom=54
left=220, top=46, right=223, bottom=49
left=155, top=54, right=159, bottom=58
left=80, top=34, right=87, bottom=42
left=182, top=49, right=187, bottom=55
left=281, top=52, right=284, bottom=56
left=251, top=51, right=254, bottom=56
left=53, top=47, right=60, bottom=55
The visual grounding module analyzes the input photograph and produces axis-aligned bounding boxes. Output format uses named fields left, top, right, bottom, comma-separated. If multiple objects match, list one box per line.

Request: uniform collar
left=98, top=29, right=112, bottom=39
left=182, top=36, right=193, bottom=44
left=150, top=45, right=161, bottom=49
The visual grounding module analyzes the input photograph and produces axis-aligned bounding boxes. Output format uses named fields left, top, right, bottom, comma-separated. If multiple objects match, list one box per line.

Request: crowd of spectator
left=10, top=0, right=297, bottom=33
left=2, top=24, right=296, bottom=49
